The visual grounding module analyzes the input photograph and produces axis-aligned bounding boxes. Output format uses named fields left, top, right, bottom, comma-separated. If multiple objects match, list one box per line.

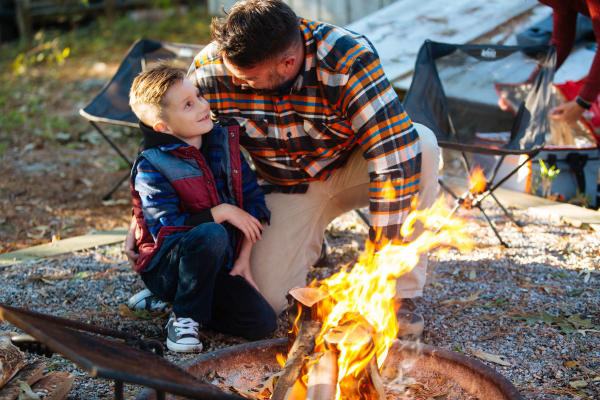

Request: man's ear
left=278, top=54, right=297, bottom=75
left=153, top=120, right=170, bottom=133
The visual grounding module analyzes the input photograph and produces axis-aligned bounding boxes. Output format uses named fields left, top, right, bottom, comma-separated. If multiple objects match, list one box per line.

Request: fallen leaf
left=18, top=381, right=41, bottom=400
left=564, top=361, right=579, bottom=369
left=472, top=349, right=511, bottom=366
left=440, top=290, right=482, bottom=306
left=568, top=380, right=587, bottom=389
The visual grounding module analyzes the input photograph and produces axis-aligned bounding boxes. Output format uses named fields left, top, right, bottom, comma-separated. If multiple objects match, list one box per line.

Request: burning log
left=271, top=319, right=321, bottom=400
left=0, top=338, right=24, bottom=388
left=305, top=350, right=338, bottom=400
left=322, top=318, right=385, bottom=400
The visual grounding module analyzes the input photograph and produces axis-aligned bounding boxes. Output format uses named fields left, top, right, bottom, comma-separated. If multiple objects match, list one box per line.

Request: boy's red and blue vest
left=130, top=121, right=268, bottom=273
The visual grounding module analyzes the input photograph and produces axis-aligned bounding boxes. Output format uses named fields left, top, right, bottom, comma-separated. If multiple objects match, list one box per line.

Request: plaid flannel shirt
left=188, top=18, right=421, bottom=242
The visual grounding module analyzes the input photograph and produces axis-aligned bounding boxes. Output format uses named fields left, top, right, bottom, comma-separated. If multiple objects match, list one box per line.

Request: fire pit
left=138, top=197, right=522, bottom=399
left=137, top=338, right=522, bottom=400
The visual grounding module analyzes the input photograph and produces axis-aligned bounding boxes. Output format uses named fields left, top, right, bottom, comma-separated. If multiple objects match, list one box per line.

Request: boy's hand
left=230, top=258, right=260, bottom=292
left=125, top=215, right=140, bottom=268
left=211, top=204, right=263, bottom=242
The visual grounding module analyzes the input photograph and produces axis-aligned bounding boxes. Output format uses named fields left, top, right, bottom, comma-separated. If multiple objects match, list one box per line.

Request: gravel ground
left=0, top=202, right=599, bottom=399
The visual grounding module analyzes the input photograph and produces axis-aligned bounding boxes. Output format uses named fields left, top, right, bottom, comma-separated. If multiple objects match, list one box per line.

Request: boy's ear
left=153, top=120, right=170, bottom=133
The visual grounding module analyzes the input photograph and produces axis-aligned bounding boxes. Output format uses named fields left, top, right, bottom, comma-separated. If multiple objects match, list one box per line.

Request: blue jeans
left=141, top=223, right=277, bottom=340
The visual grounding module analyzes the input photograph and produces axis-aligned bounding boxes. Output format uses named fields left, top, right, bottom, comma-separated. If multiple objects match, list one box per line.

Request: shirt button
left=230, top=132, right=235, bottom=137
left=233, top=169, right=238, bottom=174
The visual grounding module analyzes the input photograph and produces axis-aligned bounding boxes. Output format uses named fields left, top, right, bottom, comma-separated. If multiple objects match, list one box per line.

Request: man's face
left=222, top=56, right=289, bottom=90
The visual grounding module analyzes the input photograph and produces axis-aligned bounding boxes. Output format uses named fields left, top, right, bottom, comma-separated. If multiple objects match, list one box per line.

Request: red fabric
left=540, top=0, right=600, bottom=102
left=555, top=78, right=600, bottom=143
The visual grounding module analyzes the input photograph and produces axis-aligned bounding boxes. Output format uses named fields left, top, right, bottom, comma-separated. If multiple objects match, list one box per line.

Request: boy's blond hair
left=129, top=64, right=185, bottom=126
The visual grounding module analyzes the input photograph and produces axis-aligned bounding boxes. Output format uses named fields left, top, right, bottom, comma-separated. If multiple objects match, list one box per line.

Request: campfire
left=267, top=193, right=473, bottom=400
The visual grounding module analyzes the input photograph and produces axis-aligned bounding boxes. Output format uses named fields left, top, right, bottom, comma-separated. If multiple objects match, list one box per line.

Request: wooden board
left=346, top=0, right=538, bottom=86
left=443, top=176, right=600, bottom=227
left=0, top=229, right=127, bottom=267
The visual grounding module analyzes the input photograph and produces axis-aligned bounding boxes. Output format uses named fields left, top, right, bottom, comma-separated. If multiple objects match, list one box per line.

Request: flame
left=276, top=353, right=287, bottom=368
left=469, top=167, right=487, bottom=194
left=304, top=195, right=473, bottom=399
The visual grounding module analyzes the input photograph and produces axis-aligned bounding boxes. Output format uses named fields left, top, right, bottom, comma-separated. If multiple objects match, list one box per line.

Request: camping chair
left=403, top=40, right=556, bottom=247
left=79, top=39, right=204, bottom=200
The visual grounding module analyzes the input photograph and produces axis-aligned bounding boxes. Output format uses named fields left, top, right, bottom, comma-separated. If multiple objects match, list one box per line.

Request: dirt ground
left=0, top=66, right=135, bottom=254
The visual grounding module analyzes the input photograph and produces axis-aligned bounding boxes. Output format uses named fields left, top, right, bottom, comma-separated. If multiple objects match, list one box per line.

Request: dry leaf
left=569, top=380, right=587, bottom=389
left=472, top=349, right=511, bottom=366
left=564, top=361, right=579, bottom=369
left=440, top=290, right=482, bottom=306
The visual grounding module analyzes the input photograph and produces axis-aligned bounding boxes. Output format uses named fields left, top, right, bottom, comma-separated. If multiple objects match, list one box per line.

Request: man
left=128, top=0, right=440, bottom=338
left=540, top=0, right=600, bottom=124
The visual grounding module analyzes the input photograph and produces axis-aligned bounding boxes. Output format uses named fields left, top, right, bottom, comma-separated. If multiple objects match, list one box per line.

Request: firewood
left=286, top=287, right=328, bottom=352
left=323, top=323, right=385, bottom=400
left=0, top=338, right=25, bottom=387
left=306, top=350, right=338, bottom=400
left=271, top=319, right=321, bottom=400
left=0, top=360, right=45, bottom=400
left=288, top=287, right=329, bottom=309
left=30, top=371, right=74, bottom=400
left=366, top=356, right=386, bottom=400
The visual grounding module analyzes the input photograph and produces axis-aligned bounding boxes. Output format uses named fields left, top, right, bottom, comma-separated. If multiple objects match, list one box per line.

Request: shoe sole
left=127, top=289, right=152, bottom=309
left=166, top=338, right=203, bottom=353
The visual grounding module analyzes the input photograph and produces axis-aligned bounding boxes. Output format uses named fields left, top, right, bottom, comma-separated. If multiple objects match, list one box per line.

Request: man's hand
left=211, top=203, right=263, bottom=242
left=549, top=100, right=585, bottom=125
left=125, top=215, right=140, bottom=268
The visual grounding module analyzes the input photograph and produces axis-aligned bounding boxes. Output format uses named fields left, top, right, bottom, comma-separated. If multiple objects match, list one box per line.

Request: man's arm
left=239, top=149, right=271, bottom=223
left=546, top=1, right=600, bottom=123
left=342, top=49, right=421, bottom=245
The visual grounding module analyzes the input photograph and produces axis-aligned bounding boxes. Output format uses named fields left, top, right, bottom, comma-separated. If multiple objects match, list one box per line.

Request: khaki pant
left=251, top=124, right=441, bottom=313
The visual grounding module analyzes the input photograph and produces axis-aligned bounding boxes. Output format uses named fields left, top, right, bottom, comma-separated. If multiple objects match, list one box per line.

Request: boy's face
left=159, top=78, right=213, bottom=142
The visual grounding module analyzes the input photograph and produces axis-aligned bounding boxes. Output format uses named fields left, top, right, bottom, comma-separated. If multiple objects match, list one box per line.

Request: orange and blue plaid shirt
left=188, top=18, right=421, bottom=241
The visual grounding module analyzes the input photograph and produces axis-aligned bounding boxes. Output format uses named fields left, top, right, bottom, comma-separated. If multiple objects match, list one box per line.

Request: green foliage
left=0, top=5, right=212, bottom=148
left=0, top=144, right=6, bottom=161
left=538, top=159, right=560, bottom=199
left=12, top=37, right=70, bottom=76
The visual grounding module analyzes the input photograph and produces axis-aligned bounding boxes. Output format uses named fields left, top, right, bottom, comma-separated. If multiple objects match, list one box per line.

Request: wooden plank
left=346, top=0, right=538, bottom=86
left=0, top=229, right=127, bottom=266
left=442, top=175, right=600, bottom=226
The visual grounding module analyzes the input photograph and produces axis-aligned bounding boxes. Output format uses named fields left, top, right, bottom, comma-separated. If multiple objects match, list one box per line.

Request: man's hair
left=129, top=64, right=185, bottom=126
left=210, top=0, right=301, bottom=68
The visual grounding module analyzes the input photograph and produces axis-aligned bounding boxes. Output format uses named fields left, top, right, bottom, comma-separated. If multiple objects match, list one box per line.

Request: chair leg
left=102, top=172, right=130, bottom=201
left=438, top=179, right=459, bottom=200
left=476, top=204, right=509, bottom=248
left=489, top=192, right=522, bottom=227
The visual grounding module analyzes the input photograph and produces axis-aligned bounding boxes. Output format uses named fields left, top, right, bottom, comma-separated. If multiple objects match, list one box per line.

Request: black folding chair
left=404, top=40, right=556, bottom=247
left=79, top=39, right=204, bottom=200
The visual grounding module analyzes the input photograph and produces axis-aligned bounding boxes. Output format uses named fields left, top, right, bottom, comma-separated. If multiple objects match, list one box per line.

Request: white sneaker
left=166, top=313, right=203, bottom=353
left=127, top=289, right=170, bottom=313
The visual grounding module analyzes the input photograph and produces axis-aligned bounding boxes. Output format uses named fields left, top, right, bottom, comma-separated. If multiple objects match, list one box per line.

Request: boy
left=128, top=64, right=276, bottom=352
